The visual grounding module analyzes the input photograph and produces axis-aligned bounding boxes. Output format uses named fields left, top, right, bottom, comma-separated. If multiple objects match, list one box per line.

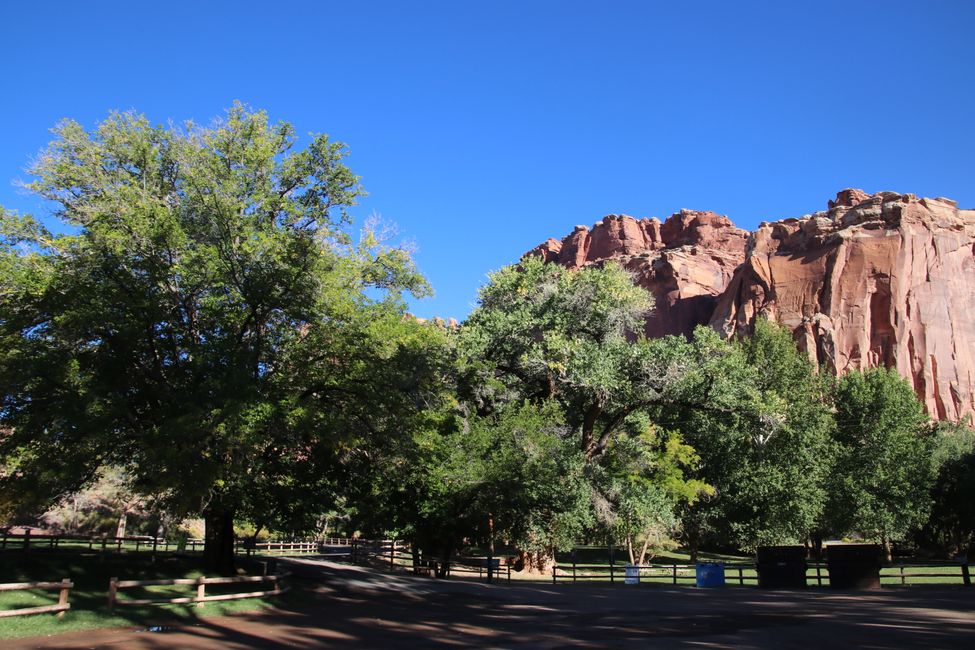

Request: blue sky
left=2, top=1, right=973, bottom=319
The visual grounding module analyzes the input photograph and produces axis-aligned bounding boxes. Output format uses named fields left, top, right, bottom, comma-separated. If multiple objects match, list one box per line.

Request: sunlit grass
left=0, top=553, right=290, bottom=640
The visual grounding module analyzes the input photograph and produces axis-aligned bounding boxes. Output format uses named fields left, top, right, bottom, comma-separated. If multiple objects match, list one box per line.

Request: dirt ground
left=8, top=557, right=975, bottom=649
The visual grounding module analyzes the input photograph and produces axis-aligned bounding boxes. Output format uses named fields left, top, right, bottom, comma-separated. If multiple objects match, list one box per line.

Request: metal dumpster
left=826, top=544, right=882, bottom=589
left=756, top=545, right=807, bottom=588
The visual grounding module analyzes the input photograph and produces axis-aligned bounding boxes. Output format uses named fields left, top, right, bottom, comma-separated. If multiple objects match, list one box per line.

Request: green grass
left=0, top=552, right=293, bottom=640
left=544, top=547, right=969, bottom=587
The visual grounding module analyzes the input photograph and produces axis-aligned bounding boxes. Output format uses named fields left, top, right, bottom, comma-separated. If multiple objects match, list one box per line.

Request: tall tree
left=658, top=322, right=834, bottom=557
left=459, top=257, right=709, bottom=568
left=0, top=105, right=429, bottom=572
left=828, top=367, right=934, bottom=560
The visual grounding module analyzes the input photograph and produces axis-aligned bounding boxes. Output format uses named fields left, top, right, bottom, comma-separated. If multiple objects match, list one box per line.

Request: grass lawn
left=0, top=552, right=295, bottom=640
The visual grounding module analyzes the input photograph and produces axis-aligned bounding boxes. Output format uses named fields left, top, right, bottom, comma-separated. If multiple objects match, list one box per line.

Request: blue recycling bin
left=696, top=562, right=726, bottom=587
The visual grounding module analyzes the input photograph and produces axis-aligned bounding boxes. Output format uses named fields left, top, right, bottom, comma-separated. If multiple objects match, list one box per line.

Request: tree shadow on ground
left=10, top=557, right=975, bottom=649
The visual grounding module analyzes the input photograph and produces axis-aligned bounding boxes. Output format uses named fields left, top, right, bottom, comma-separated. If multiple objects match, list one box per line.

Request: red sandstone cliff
left=527, top=190, right=975, bottom=422
left=528, top=210, right=749, bottom=337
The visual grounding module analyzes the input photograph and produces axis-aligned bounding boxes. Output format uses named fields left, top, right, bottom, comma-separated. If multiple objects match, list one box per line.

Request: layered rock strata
left=529, top=210, right=749, bottom=338
left=527, top=191, right=975, bottom=421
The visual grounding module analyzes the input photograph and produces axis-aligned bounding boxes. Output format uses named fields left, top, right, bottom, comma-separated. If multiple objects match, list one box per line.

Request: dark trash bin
left=826, top=544, right=882, bottom=589
left=756, top=545, right=807, bottom=588
left=696, top=562, right=726, bottom=587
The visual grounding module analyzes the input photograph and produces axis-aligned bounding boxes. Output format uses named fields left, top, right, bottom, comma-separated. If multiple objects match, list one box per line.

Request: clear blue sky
left=2, top=1, right=973, bottom=319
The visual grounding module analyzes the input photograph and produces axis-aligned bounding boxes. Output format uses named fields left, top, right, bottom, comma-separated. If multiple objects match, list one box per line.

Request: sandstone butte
left=526, top=189, right=975, bottom=423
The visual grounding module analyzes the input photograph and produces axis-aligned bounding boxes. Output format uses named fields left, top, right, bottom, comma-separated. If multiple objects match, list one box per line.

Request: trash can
left=756, top=545, right=807, bottom=588
left=826, top=544, right=881, bottom=589
left=624, top=565, right=640, bottom=585
left=696, top=562, right=726, bottom=587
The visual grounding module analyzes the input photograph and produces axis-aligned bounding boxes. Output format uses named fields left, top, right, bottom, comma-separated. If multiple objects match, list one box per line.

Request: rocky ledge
left=527, top=190, right=975, bottom=422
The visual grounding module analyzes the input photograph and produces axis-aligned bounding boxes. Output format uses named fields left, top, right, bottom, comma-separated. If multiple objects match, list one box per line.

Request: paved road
left=10, top=556, right=975, bottom=649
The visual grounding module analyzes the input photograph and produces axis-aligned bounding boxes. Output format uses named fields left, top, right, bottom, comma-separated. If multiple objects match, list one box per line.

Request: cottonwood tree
left=827, top=367, right=934, bottom=561
left=459, top=257, right=709, bottom=569
left=0, top=105, right=429, bottom=573
left=656, top=322, right=835, bottom=558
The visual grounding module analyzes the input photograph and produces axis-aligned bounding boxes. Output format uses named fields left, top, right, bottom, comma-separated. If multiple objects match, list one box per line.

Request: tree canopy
left=0, top=105, right=431, bottom=571
left=3, top=105, right=965, bottom=573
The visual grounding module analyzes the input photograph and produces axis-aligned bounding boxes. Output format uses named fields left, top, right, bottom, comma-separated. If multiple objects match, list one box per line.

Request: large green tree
left=827, top=367, right=934, bottom=560
left=656, top=321, right=835, bottom=557
left=0, top=105, right=430, bottom=572
left=459, top=257, right=709, bottom=568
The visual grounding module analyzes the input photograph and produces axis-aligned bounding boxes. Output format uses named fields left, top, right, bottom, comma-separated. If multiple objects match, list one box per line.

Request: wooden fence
left=0, top=530, right=206, bottom=554
left=552, top=562, right=700, bottom=585
left=551, top=560, right=972, bottom=587
left=346, top=540, right=511, bottom=583
left=107, top=573, right=289, bottom=613
left=0, top=579, right=73, bottom=618
left=239, top=541, right=320, bottom=555
left=0, top=531, right=370, bottom=557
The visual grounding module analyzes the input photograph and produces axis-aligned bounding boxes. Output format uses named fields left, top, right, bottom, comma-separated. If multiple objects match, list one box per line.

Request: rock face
left=527, top=191, right=975, bottom=422
left=528, top=211, right=749, bottom=337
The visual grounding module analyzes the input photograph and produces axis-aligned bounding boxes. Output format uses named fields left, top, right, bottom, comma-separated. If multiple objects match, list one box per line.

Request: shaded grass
left=0, top=552, right=295, bottom=640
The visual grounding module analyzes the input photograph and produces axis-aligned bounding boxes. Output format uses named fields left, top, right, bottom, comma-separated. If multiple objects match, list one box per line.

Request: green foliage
left=459, top=258, right=715, bottom=563
left=0, top=105, right=431, bottom=570
left=662, top=321, right=835, bottom=552
left=461, top=256, right=659, bottom=459
left=828, top=367, right=934, bottom=545
left=599, top=427, right=711, bottom=564
left=478, top=402, right=593, bottom=556
left=922, top=422, right=975, bottom=556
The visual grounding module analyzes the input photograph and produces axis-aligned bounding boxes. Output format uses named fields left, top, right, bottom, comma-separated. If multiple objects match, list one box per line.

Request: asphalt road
left=10, top=556, right=975, bottom=649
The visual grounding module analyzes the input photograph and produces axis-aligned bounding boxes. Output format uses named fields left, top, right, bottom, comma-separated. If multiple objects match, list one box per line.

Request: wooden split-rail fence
left=107, top=572, right=289, bottom=613
left=0, top=579, right=73, bottom=619
left=551, top=560, right=973, bottom=587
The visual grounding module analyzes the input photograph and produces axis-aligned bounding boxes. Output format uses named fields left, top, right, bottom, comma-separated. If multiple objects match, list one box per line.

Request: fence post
left=57, top=578, right=71, bottom=619
left=672, top=562, right=677, bottom=585
left=738, top=567, right=744, bottom=586
left=108, top=577, right=118, bottom=614
left=962, top=563, right=971, bottom=586
left=572, top=555, right=577, bottom=584
left=610, top=563, right=615, bottom=584
left=152, top=536, right=158, bottom=561
left=390, top=540, right=396, bottom=570
left=552, top=564, right=557, bottom=585
left=196, top=576, right=206, bottom=608
left=816, top=563, right=822, bottom=587
left=900, top=565, right=906, bottom=586
left=24, top=528, right=31, bottom=554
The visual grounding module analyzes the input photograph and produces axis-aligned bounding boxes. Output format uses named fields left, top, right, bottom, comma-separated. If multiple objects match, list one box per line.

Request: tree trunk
left=116, top=511, right=128, bottom=539
left=203, top=506, right=237, bottom=575
left=881, top=534, right=893, bottom=564
left=687, top=526, right=700, bottom=563
left=516, top=548, right=555, bottom=574
left=436, top=547, right=452, bottom=578
left=810, top=532, right=824, bottom=561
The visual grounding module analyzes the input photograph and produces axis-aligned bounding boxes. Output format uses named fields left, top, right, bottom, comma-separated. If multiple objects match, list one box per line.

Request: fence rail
left=550, top=560, right=971, bottom=587
left=0, top=579, right=73, bottom=618
left=107, top=572, right=289, bottom=613
left=0, top=531, right=358, bottom=556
